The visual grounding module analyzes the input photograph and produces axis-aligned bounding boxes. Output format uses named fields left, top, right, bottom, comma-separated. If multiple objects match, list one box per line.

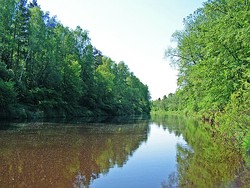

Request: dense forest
left=152, top=0, right=250, bottom=153
left=0, top=0, right=151, bottom=118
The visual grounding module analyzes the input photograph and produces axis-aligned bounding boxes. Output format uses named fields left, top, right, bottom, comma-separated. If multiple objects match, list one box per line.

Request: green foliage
left=153, top=0, right=250, bottom=154
left=164, top=0, right=250, bottom=114
left=0, top=80, right=16, bottom=108
left=0, top=0, right=150, bottom=119
left=0, top=62, right=16, bottom=116
left=95, top=57, right=151, bottom=115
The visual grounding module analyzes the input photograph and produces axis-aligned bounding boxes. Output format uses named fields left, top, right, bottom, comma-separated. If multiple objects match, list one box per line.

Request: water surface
left=0, top=116, right=249, bottom=187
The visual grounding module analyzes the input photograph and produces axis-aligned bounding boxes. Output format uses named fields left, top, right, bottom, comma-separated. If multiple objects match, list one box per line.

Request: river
left=0, top=116, right=249, bottom=188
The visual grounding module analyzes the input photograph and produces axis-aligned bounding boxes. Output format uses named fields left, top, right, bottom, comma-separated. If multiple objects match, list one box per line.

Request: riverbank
left=0, top=104, right=101, bottom=120
left=0, top=103, right=150, bottom=120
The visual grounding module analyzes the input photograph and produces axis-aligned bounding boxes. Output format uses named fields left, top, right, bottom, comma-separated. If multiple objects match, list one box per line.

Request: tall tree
left=12, top=0, right=30, bottom=81
left=0, top=0, right=16, bottom=68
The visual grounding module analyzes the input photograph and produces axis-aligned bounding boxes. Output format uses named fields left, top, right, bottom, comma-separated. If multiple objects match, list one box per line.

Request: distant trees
left=95, top=58, right=151, bottom=115
left=0, top=0, right=150, bottom=118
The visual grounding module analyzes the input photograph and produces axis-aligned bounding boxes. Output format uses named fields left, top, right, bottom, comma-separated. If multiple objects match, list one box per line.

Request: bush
left=0, top=80, right=16, bottom=109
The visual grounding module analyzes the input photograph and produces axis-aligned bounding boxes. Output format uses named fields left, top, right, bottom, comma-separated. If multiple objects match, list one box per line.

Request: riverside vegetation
left=1, top=0, right=249, bottom=167
left=151, top=0, right=250, bottom=165
left=1, top=0, right=250, bottom=186
left=0, top=0, right=151, bottom=119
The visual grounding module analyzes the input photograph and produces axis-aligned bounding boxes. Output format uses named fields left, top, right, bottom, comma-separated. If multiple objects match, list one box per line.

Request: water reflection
left=1, top=116, right=249, bottom=187
left=73, top=171, right=86, bottom=188
left=0, top=118, right=149, bottom=188
left=151, top=115, right=250, bottom=188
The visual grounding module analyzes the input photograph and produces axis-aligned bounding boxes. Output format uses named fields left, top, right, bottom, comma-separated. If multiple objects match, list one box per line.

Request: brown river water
left=0, top=116, right=249, bottom=188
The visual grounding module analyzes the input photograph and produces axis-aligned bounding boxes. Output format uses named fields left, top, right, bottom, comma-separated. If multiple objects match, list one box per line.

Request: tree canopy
left=152, top=0, right=250, bottom=150
left=0, top=0, right=151, bottom=118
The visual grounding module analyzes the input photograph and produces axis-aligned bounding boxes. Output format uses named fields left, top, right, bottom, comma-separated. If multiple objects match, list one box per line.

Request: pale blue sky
left=39, top=0, right=206, bottom=99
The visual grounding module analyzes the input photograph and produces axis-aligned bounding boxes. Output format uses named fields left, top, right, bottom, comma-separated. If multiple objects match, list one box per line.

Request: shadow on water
left=151, top=114, right=250, bottom=188
left=0, top=116, right=150, bottom=188
left=0, top=115, right=149, bottom=129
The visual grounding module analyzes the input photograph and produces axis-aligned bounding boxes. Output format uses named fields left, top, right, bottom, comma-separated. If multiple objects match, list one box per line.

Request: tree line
left=0, top=0, right=151, bottom=118
left=152, top=0, right=250, bottom=152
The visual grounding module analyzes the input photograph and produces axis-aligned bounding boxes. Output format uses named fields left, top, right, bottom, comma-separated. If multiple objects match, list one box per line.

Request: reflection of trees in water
left=73, top=171, right=87, bottom=188
left=154, top=115, right=249, bottom=188
left=174, top=140, right=248, bottom=187
left=161, top=172, right=179, bottom=188
left=0, top=119, right=149, bottom=188
left=151, top=114, right=190, bottom=137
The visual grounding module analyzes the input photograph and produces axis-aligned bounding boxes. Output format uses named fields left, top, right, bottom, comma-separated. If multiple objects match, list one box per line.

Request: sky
left=38, top=0, right=205, bottom=100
